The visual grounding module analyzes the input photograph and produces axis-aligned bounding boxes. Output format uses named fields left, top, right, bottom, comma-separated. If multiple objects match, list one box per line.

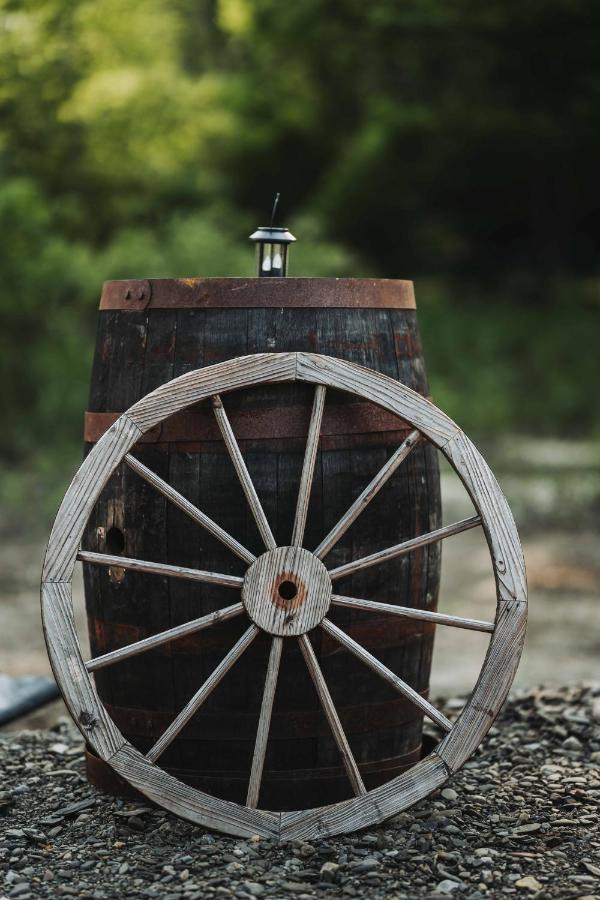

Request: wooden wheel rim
left=41, top=352, right=527, bottom=841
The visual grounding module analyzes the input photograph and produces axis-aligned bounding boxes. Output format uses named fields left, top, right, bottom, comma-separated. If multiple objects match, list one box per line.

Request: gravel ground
left=1, top=685, right=599, bottom=899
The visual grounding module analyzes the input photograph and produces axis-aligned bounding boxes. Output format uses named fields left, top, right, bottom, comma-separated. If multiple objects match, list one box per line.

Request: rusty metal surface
left=99, top=277, right=416, bottom=310
left=89, top=616, right=433, bottom=659
left=85, top=746, right=142, bottom=798
left=102, top=694, right=429, bottom=741
left=85, top=744, right=422, bottom=801
left=84, top=403, right=412, bottom=443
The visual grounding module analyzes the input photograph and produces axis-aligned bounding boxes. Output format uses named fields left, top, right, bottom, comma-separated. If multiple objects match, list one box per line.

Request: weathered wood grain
left=299, top=634, right=366, bottom=798
left=127, top=353, right=297, bottom=433
left=246, top=636, right=283, bottom=809
left=444, top=431, right=527, bottom=605
left=242, top=546, right=332, bottom=637
left=329, top=515, right=481, bottom=581
left=291, top=385, right=326, bottom=547
left=437, top=599, right=527, bottom=773
left=110, top=744, right=279, bottom=839
left=296, top=352, right=459, bottom=447
left=314, top=429, right=421, bottom=559
left=86, top=602, right=245, bottom=672
left=125, top=453, right=255, bottom=564
left=331, top=594, right=494, bottom=632
left=77, top=550, right=244, bottom=588
left=212, top=394, right=277, bottom=551
left=41, top=582, right=124, bottom=760
left=43, top=415, right=141, bottom=583
left=84, top=312, right=442, bottom=806
left=147, top=625, right=259, bottom=763
left=43, top=349, right=526, bottom=838
left=321, top=619, right=452, bottom=732
left=279, top=752, right=448, bottom=840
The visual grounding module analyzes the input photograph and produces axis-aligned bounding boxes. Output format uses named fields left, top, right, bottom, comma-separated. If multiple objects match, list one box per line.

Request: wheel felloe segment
left=41, top=352, right=527, bottom=841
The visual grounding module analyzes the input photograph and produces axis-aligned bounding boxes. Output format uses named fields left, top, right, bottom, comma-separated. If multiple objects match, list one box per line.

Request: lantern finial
left=270, top=191, right=280, bottom=227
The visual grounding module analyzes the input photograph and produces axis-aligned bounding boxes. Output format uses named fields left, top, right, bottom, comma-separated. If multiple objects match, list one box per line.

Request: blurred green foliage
left=0, top=0, right=599, bottom=522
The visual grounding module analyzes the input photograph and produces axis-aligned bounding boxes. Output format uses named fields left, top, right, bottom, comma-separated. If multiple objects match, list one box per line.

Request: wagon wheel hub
left=242, top=546, right=332, bottom=636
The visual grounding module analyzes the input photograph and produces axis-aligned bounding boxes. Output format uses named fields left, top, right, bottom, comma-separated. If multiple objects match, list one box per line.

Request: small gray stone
left=349, top=856, right=380, bottom=873
left=513, top=823, right=541, bottom=834
left=319, top=861, right=339, bottom=881
left=241, top=882, right=264, bottom=896
left=435, top=880, right=460, bottom=894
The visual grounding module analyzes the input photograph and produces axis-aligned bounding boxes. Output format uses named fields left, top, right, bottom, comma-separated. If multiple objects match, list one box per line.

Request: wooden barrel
left=82, top=277, right=441, bottom=810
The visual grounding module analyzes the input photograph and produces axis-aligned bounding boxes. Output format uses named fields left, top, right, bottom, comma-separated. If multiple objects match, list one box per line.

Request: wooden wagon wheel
left=41, top=352, right=527, bottom=841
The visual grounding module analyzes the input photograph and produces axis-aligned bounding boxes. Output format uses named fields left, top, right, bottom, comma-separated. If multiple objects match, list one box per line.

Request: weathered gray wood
left=43, top=351, right=527, bottom=839
left=321, top=619, right=452, bottom=733
left=437, top=600, right=527, bottom=772
left=296, top=352, right=459, bottom=447
left=43, top=415, right=141, bottom=583
left=77, top=550, right=244, bottom=588
left=246, top=637, right=283, bottom=809
left=329, top=515, right=482, bottom=581
left=86, top=602, right=245, bottom=672
left=41, top=582, right=124, bottom=760
left=212, top=394, right=277, bottom=550
left=331, top=594, right=494, bottom=633
left=314, top=429, right=421, bottom=559
left=280, top=752, right=448, bottom=840
left=127, top=352, right=298, bottom=433
left=110, top=744, right=279, bottom=839
left=242, top=546, right=331, bottom=636
left=125, top=453, right=255, bottom=564
left=444, top=431, right=527, bottom=606
left=291, top=385, right=326, bottom=547
left=147, top=625, right=259, bottom=763
left=299, top=634, right=366, bottom=797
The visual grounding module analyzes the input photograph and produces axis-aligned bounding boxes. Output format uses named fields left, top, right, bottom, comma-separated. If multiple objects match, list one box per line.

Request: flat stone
left=435, top=880, right=460, bottom=894
left=515, top=875, right=543, bottom=891
left=513, top=823, right=542, bottom=834
left=241, top=882, right=264, bottom=896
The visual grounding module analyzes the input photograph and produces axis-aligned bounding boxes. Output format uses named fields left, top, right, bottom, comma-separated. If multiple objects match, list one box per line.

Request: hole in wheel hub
left=277, top=579, right=298, bottom=602
left=242, top=546, right=332, bottom=636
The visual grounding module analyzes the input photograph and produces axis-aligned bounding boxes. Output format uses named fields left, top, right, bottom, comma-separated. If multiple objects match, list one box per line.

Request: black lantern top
left=249, top=193, right=296, bottom=276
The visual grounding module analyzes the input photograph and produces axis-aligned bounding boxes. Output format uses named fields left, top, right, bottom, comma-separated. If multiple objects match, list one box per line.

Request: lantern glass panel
left=258, top=242, right=287, bottom=276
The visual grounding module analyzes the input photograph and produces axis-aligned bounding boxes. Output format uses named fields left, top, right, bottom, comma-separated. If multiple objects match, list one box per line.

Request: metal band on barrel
left=84, top=403, right=420, bottom=444
left=99, top=277, right=417, bottom=310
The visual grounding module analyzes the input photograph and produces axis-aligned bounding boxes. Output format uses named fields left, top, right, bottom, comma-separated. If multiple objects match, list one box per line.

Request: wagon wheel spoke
left=321, top=619, right=452, bottom=733
left=77, top=550, right=243, bottom=588
left=314, top=429, right=421, bottom=559
left=147, top=625, right=259, bottom=763
left=299, top=634, right=367, bottom=797
left=125, top=454, right=255, bottom=565
left=212, top=394, right=277, bottom=550
left=291, top=385, right=326, bottom=547
left=86, top=602, right=245, bottom=673
left=246, top=636, right=283, bottom=809
left=329, top=515, right=482, bottom=581
left=331, top=595, right=494, bottom=633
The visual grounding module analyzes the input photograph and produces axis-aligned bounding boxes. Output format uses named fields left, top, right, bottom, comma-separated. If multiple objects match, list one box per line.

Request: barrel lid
left=99, top=277, right=416, bottom=311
